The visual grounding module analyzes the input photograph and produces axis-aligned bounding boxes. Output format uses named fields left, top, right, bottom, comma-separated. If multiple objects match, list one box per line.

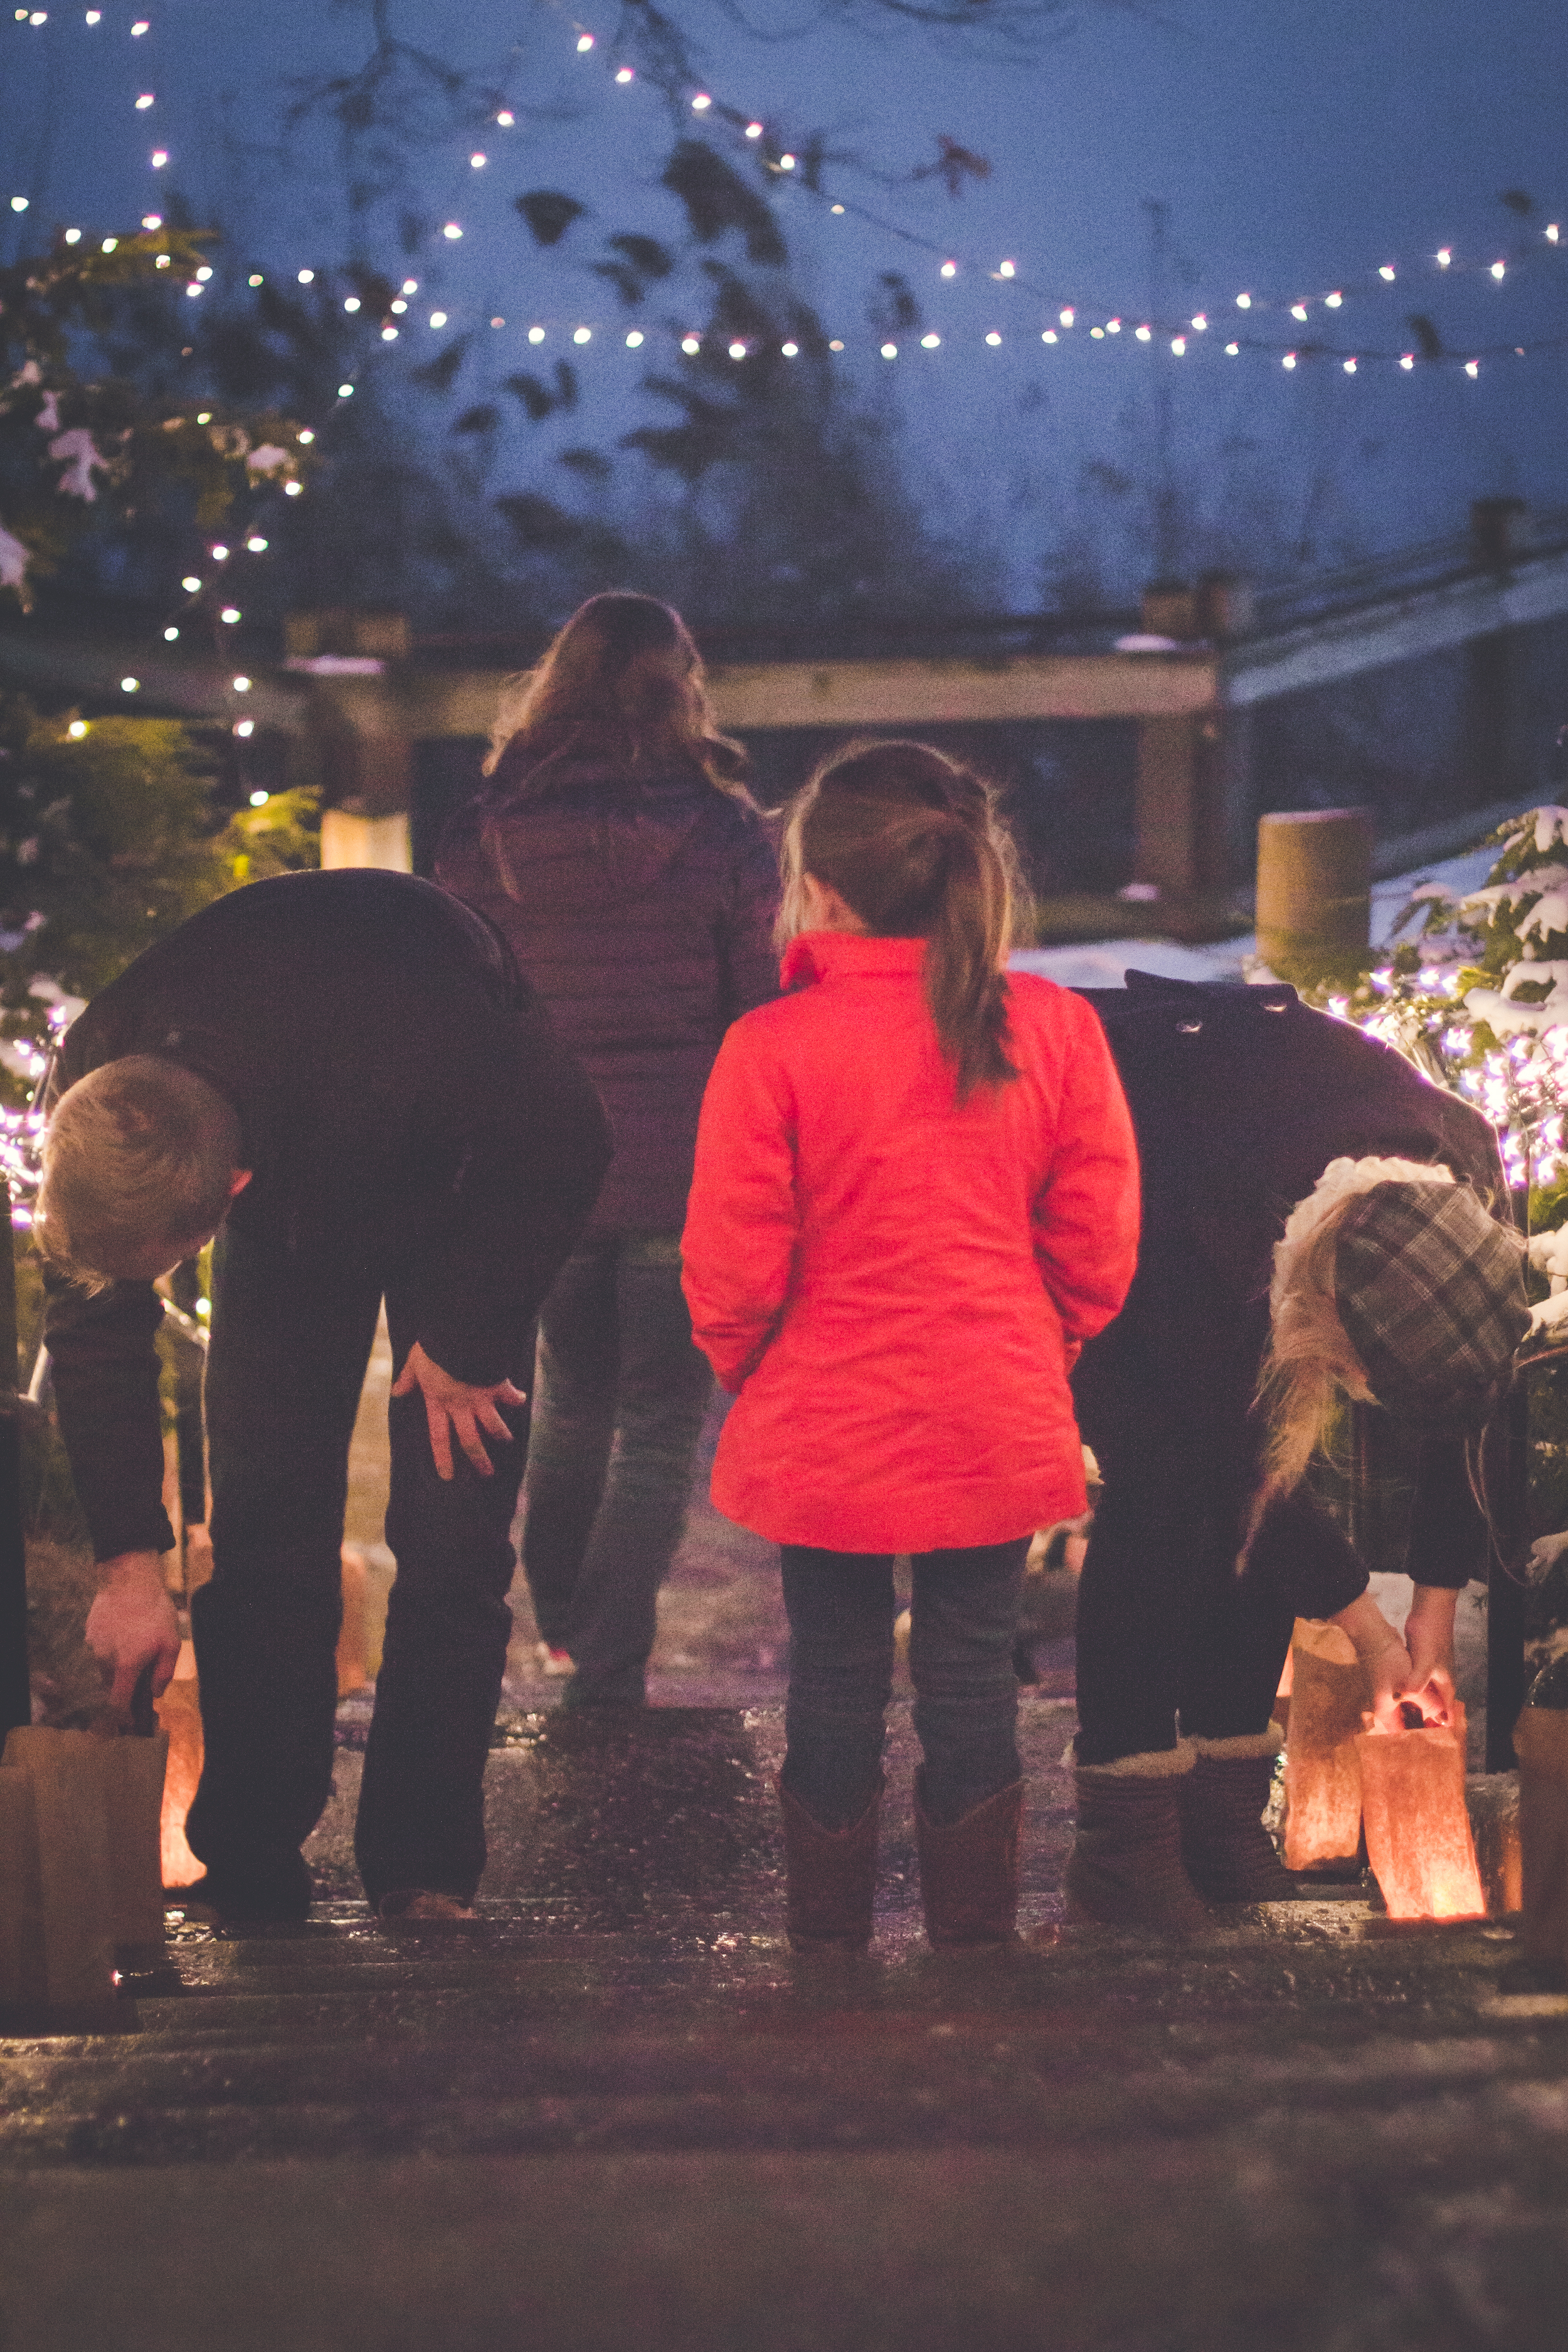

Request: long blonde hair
left=1242, top=1155, right=1458, bottom=1565
left=482, top=592, right=754, bottom=805
left=778, top=740, right=1020, bottom=1100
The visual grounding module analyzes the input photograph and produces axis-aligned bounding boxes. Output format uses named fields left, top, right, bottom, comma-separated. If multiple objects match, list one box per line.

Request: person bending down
left=1066, top=973, right=1528, bottom=1932
left=38, top=868, right=610, bottom=1925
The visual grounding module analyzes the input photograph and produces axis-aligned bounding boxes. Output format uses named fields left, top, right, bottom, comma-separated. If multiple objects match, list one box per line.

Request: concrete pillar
left=320, top=806, right=413, bottom=871
left=1255, top=808, right=1371, bottom=973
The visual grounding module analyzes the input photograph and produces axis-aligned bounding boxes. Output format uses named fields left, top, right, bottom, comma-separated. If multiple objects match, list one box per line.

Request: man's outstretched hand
left=391, top=1340, right=527, bottom=1480
left=85, top=1552, right=182, bottom=1720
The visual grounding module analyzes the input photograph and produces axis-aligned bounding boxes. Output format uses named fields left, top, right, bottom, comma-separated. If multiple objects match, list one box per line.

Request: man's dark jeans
left=184, top=1226, right=530, bottom=1907
left=780, top=1539, right=1030, bottom=1830
left=521, top=1233, right=712, bottom=1705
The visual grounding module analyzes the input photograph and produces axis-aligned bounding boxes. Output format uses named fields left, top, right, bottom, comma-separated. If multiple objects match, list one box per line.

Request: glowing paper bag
left=1355, top=1703, right=1485, bottom=1920
left=1282, top=1619, right=1370, bottom=1870
left=1512, top=1706, right=1568, bottom=1968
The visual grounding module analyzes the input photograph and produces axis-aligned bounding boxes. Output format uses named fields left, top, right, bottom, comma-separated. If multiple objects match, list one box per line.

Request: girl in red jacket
left=682, top=743, right=1140, bottom=1949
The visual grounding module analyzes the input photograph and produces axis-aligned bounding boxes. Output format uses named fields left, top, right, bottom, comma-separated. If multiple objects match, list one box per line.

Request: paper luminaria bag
left=1281, top=1620, right=1370, bottom=1871
left=1354, top=1701, right=1486, bottom=1921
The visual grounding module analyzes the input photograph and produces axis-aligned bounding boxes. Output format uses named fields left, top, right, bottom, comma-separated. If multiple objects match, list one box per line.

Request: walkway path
left=4, top=1691, right=1566, bottom=2352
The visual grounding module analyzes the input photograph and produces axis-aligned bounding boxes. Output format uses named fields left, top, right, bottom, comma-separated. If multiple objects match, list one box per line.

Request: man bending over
left=38, top=868, right=610, bottom=1924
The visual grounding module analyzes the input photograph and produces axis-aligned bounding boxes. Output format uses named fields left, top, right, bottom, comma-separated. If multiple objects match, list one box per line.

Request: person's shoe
left=172, top=1852, right=314, bottom=1925
left=777, top=1774, right=882, bottom=1951
left=376, top=1889, right=479, bottom=1923
left=914, top=1772, right=1024, bottom=1948
left=1179, top=1725, right=1304, bottom=1902
left=1065, top=1744, right=1210, bottom=1934
left=536, top=1642, right=574, bottom=1677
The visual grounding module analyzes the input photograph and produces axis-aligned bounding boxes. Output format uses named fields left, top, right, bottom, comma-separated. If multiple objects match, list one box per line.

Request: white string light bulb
left=151, top=151, right=167, bottom=167
left=1379, top=265, right=1396, bottom=280
left=528, top=326, right=546, bottom=343
left=1290, top=302, right=1308, bottom=320
left=615, top=67, right=633, bottom=84
left=235, top=721, right=255, bottom=739
left=181, top=575, right=200, bottom=591
left=921, top=332, right=940, bottom=349
left=470, top=153, right=486, bottom=169
left=220, top=605, right=240, bottom=623
left=1170, top=334, right=1186, bottom=354
left=297, top=430, right=314, bottom=444
left=443, top=223, right=462, bottom=239
left=1282, top=352, right=1297, bottom=369
left=382, top=326, right=398, bottom=339
left=1437, top=248, right=1451, bottom=267
left=211, top=544, right=229, bottom=559
left=746, top=122, right=763, bottom=139
left=495, top=110, right=514, bottom=127
left=1490, top=260, right=1506, bottom=280
left=1400, top=352, right=1415, bottom=369
left=1106, top=319, right=1121, bottom=334
left=681, top=334, right=700, bottom=354
left=135, top=93, right=155, bottom=110
left=880, top=341, right=896, bottom=358
left=1236, top=292, right=1251, bottom=309
left=1343, top=357, right=1357, bottom=373
left=574, top=326, right=591, bottom=343
left=781, top=340, right=798, bottom=357
left=142, top=213, right=161, bottom=230
left=1465, top=359, right=1480, bottom=376
left=1324, top=291, right=1342, bottom=307
left=1135, top=324, right=1151, bottom=341
left=940, top=261, right=957, bottom=278
left=390, top=299, right=406, bottom=314
left=779, top=154, right=795, bottom=169
left=64, top=226, right=80, bottom=240
left=285, top=481, right=302, bottom=495
left=163, top=626, right=178, bottom=641
left=626, top=330, right=644, bottom=347
left=998, top=260, right=1015, bottom=278
left=576, top=32, right=594, bottom=51
left=428, top=310, right=448, bottom=326
left=298, top=268, right=314, bottom=284
left=120, top=677, right=139, bottom=693
left=985, top=331, right=1002, bottom=346
left=692, top=92, right=711, bottom=110
left=1225, top=341, right=1239, bottom=355
left=1041, top=329, right=1057, bottom=343
left=1059, top=307, right=1074, bottom=326
left=247, top=536, right=267, bottom=551
left=1190, top=313, right=1207, bottom=330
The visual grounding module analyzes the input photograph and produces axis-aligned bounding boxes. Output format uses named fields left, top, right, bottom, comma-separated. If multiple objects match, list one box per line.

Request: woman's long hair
left=482, top=592, right=754, bottom=805
left=779, top=740, right=1020, bottom=1099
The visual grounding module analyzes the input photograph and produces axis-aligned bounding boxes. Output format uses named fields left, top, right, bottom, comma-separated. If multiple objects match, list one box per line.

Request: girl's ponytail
left=921, top=815, right=1016, bottom=1098
left=781, top=740, right=1020, bottom=1101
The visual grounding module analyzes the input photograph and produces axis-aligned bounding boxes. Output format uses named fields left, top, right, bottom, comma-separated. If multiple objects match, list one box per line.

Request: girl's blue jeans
left=780, top=1539, right=1030, bottom=1830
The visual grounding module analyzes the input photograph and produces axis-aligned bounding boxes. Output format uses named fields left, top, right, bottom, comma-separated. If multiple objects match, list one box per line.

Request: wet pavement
left=6, top=1394, right=1567, bottom=2349
left=4, top=1691, right=1568, bottom=2352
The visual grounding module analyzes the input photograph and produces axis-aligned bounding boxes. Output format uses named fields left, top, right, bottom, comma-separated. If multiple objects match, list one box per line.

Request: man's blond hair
left=38, top=1056, right=242, bottom=1288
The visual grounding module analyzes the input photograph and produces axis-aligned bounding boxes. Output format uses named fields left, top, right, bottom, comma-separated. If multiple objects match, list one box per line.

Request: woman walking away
left=437, top=593, right=779, bottom=1707
left=681, top=743, right=1140, bottom=1951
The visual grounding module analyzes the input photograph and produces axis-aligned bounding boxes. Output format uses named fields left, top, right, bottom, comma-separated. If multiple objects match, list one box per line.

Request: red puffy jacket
left=681, top=932, right=1140, bottom=1552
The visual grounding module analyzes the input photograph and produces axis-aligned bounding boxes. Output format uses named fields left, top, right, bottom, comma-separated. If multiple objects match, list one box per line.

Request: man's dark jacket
left=43, top=869, right=612, bottom=1562
left=1071, top=971, right=1510, bottom=1616
left=435, top=757, right=779, bottom=1233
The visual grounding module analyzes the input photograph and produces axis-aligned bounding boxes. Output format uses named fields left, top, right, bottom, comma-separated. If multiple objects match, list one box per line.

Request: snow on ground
left=1010, top=840, right=1505, bottom=991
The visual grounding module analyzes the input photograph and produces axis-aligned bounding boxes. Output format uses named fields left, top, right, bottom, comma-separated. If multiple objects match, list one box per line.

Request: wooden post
left=0, top=1180, right=30, bottom=1740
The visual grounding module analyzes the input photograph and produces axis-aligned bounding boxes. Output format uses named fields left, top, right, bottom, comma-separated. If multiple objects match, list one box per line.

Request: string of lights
left=6, top=4, right=1565, bottom=378
left=5, top=1, right=1565, bottom=695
